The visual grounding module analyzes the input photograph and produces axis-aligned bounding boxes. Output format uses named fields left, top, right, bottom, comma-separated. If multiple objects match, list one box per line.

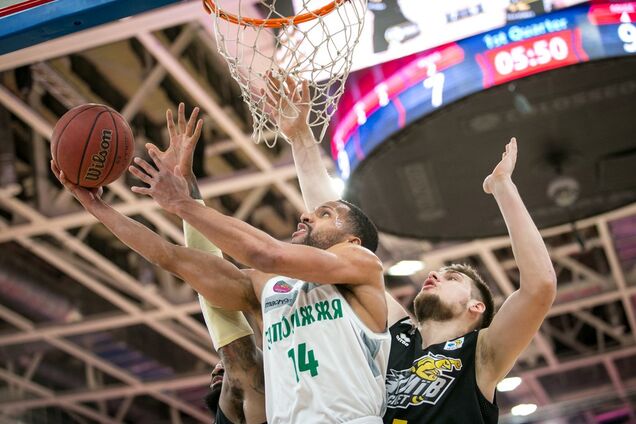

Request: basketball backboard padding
left=0, top=0, right=179, bottom=55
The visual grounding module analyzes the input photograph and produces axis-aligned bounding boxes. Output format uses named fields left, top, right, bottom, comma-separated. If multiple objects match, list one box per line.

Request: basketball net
left=202, top=0, right=367, bottom=147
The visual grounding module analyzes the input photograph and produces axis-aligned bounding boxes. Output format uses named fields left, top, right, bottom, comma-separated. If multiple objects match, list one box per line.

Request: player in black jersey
left=382, top=138, right=556, bottom=423
left=287, top=133, right=556, bottom=423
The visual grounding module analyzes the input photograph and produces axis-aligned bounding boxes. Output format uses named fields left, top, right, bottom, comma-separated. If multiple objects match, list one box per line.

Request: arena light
left=511, top=404, right=537, bottom=417
left=330, top=177, right=346, bottom=197
left=388, top=260, right=425, bottom=276
left=497, top=377, right=522, bottom=392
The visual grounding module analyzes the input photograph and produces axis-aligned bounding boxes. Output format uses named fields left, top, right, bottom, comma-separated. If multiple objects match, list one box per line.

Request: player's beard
left=413, top=292, right=456, bottom=323
left=302, top=228, right=344, bottom=250
left=204, top=386, right=222, bottom=413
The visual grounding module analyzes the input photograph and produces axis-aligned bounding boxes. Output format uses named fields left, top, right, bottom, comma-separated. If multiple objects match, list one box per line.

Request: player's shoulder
left=328, top=242, right=382, bottom=267
left=243, top=269, right=279, bottom=302
left=390, top=316, right=416, bottom=335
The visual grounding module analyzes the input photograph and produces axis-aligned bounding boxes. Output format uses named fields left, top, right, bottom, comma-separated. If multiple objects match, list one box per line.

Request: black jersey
left=215, top=407, right=232, bottom=424
left=215, top=407, right=266, bottom=424
left=383, top=318, right=498, bottom=424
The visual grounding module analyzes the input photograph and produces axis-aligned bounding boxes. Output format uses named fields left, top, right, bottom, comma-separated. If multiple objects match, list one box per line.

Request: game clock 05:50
left=494, top=36, right=569, bottom=76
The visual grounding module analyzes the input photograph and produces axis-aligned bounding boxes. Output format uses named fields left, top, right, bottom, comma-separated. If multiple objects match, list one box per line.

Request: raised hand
left=483, top=137, right=518, bottom=194
left=129, top=148, right=190, bottom=215
left=145, top=103, right=203, bottom=180
left=50, top=160, right=103, bottom=209
left=261, top=71, right=312, bottom=142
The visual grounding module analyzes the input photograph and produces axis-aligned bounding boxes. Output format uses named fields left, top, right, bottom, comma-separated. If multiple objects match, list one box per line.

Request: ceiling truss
left=0, top=1, right=634, bottom=423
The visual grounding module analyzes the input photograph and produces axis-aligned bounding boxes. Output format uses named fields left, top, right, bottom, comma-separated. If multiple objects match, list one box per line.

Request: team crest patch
left=396, top=333, right=410, bottom=347
left=386, top=352, right=463, bottom=409
left=273, top=280, right=293, bottom=293
left=443, top=337, right=464, bottom=351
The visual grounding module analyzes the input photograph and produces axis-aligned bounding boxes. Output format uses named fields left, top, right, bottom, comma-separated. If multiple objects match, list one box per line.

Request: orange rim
left=202, top=0, right=348, bottom=28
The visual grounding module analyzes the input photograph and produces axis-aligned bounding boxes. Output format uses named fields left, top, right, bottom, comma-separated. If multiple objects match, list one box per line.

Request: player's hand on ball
left=129, top=149, right=189, bottom=215
left=51, top=160, right=103, bottom=207
left=145, top=103, right=203, bottom=179
left=483, top=137, right=517, bottom=194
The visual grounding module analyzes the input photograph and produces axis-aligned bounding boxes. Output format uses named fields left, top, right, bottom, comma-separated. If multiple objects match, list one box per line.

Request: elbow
left=153, top=243, right=179, bottom=273
left=248, top=244, right=285, bottom=274
left=250, top=249, right=282, bottom=274
left=525, top=272, right=557, bottom=305
left=543, top=267, right=558, bottom=297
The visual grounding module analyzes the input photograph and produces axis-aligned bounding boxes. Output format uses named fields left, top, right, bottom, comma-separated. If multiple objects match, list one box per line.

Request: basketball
left=51, top=104, right=134, bottom=188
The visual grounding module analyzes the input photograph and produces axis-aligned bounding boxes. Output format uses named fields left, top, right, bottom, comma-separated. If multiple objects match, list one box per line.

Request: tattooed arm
left=216, top=336, right=266, bottom=424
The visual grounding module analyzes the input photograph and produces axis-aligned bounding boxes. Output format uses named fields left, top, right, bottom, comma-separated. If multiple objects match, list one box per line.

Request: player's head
left=291, top=200, right=379, bottom=252
left=413, top=264, right=494, bottom=330
left=204, top=361, right=225, bottom=413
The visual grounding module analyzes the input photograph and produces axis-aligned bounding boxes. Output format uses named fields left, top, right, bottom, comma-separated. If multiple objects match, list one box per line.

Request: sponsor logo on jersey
left=396, top=333, right=410, bottom=347
left=443, top=337, right=464, bottom=351
left=264, top=298, right=344, bottom=350
left=273, top=280, right=293, bottom=293
left=386, top=353, right=463, bottom=409
left=264, top=293, right=298, bottom=312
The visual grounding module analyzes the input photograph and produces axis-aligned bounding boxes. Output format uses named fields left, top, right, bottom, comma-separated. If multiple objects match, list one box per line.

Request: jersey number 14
left=287, top=343, right=319, bottom=382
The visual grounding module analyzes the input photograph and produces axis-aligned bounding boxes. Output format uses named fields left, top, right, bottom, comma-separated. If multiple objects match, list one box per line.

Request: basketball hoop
left=203, top=0, right=347, bottom=28
left=202, top=0, right=367, bottom=147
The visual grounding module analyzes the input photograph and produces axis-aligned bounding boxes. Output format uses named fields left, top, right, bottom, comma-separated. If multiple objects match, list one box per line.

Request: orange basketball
left=51, top=104, right=134, bottom=188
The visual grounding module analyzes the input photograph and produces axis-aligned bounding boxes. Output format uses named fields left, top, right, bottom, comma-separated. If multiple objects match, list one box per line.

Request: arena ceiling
left=0, top=1, right=635, bottom=423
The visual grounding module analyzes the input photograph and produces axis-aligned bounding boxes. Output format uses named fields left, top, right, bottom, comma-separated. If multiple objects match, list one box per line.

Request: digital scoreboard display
left=332, top=1, right=636, bottom=178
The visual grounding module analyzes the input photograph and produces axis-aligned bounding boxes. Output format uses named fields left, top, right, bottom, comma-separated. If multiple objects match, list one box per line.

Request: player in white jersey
left=53, top=84, right=390, bottom=422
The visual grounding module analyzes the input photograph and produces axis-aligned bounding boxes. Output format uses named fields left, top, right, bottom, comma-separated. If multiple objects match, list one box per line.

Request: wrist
left=490, top=176, right=516, bottom=194
left=173, top=195, right=198, bottom=217
left=289, top=127, right=315, bottom=148
left=185, top=174, right=201, bottom=199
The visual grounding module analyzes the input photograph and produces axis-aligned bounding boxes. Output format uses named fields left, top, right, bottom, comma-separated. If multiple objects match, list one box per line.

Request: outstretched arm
left=263, top=75, right=409, bottom=323
left=130, top=151, right=382, bottom=286
left=155, top=104, right=265, bottom=423
left=51, top=161, right=259, bottom=313
left=263, top=74, right=339, bottom=210
left=477, top=138, right=557, bottom=398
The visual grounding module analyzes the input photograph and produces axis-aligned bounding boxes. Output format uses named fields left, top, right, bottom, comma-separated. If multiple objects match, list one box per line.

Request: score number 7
left=619, top=22, right=636, bottom=53
left=423, top=68, right=445, bottom=108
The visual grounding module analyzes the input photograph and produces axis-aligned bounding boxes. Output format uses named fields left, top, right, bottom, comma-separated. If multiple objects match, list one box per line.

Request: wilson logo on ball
left=85, top=129, right=113, bottom=181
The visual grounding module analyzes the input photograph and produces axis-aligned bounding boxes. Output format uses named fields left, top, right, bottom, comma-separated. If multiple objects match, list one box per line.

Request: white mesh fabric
left=207, top=0, right=367, bottom=147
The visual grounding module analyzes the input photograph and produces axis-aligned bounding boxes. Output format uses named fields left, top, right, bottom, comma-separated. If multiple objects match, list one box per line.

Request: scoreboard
left=332, top=2, right=636, bottom=178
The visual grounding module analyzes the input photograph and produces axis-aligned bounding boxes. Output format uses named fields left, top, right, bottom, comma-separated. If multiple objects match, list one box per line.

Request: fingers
left=133, top=157, right=158, bottom=177
left=50, top=160, right=61, bottom=178
left=192, top=119, right=203, bottom=142
left=261, top=87, right=280, bottom=113
left=509, top=137, right=517, bottom=153
left=51, top=160, right=72, bottom=187
left=88, top=187, right=103, bottom=201
left=266, top=71, right=281, bottom=92
left=285, top=75, right=296, bottom=96
left=300, top=80, right=310, bottom=103
left=186, top=107, right=200, bottom=136
left=131, top=186, right=151, bottom=196
left=266, top=72, right=284, bottom=102
left=129, top=163, right=154, bottom=185
left=145, top=143, right=160, bottom=157
left=166, top=109, right=177, bottom=139
left=147, top=148, right=167, bottom=172
left=177, top=102, right=186, bottom=134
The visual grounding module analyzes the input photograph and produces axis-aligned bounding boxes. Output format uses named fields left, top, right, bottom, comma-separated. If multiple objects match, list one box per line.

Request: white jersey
left=261, top=276, right=390, bottom=424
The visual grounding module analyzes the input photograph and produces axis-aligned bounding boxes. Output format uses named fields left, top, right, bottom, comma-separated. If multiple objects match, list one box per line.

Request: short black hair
left=443, top=263, right=495, bottom=329
left=337, top=199, right=379, bottom=253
